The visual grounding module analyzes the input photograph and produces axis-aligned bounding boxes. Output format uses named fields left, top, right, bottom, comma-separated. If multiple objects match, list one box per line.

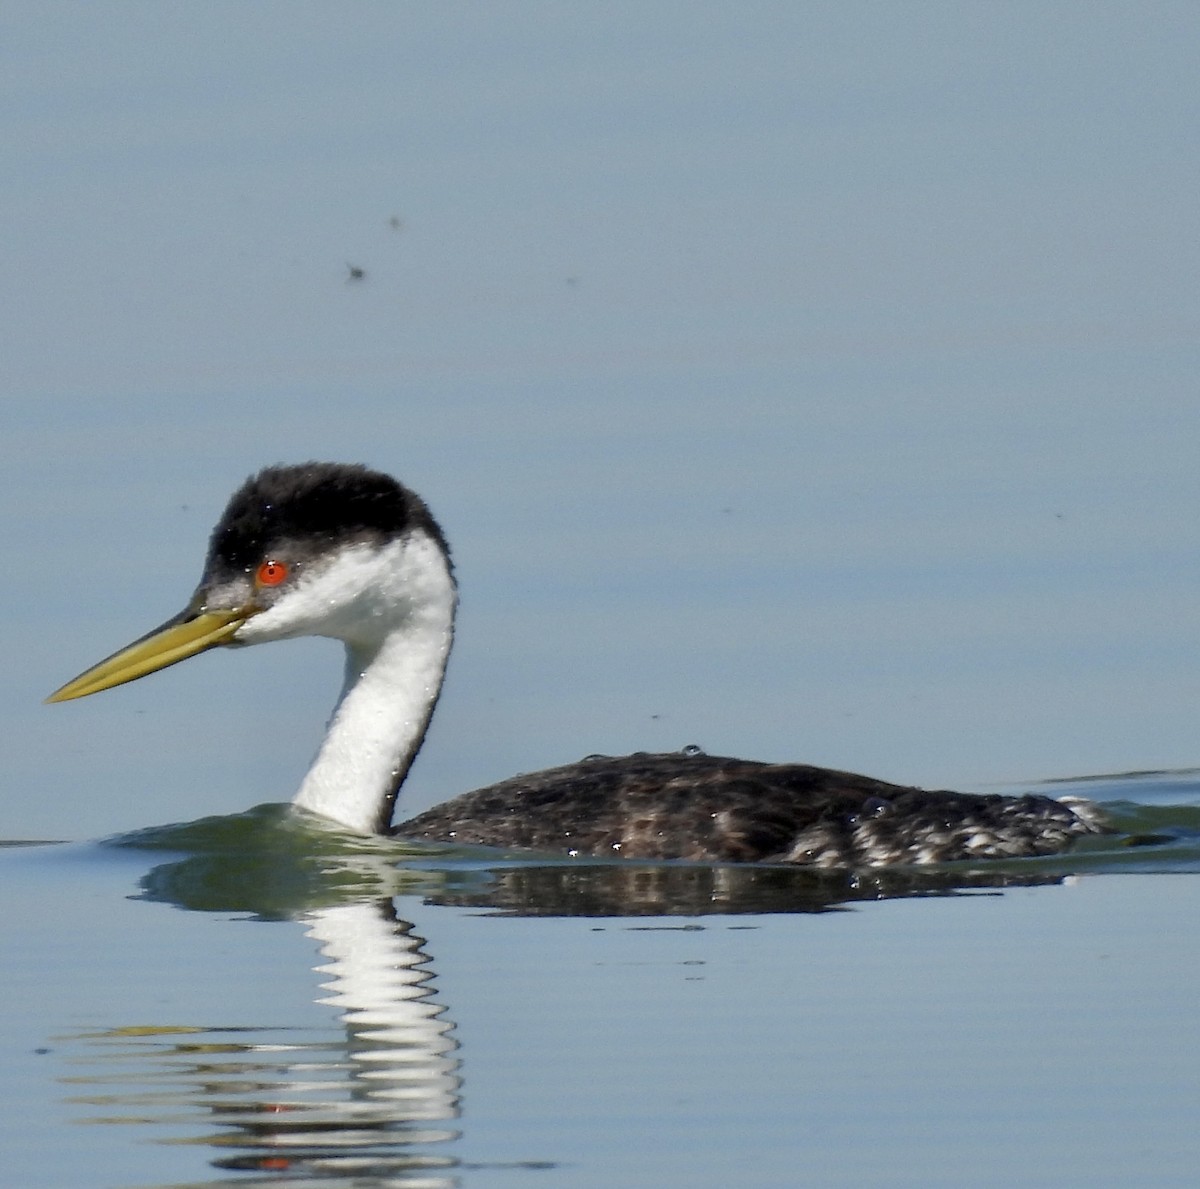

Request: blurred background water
left=4, top=3, right=1200, bottom=1186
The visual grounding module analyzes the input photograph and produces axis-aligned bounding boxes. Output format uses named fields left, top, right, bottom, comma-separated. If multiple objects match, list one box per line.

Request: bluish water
left=5, top=5, right=1200, bottom=1185
left=6, top=780, right=1200, bottom=1188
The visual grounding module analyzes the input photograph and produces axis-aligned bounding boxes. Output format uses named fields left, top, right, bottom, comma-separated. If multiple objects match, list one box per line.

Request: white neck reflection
left=303, top=901, right=460, bottom=1127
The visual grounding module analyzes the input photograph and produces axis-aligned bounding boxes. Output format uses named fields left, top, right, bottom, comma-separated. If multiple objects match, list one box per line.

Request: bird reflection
left=61, top=901, right=462, bottom=1185
left=55, top=832, right=1087, bottom=1183
left=423, top=860, right=1073, bottom=916
left=306, top=903, right=458, bottom=1132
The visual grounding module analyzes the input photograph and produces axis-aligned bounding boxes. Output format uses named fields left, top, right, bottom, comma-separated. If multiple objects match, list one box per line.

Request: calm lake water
left=5, top=5, right=1200, bottom=1186
left=7, top=778, right=1200, bottom=1188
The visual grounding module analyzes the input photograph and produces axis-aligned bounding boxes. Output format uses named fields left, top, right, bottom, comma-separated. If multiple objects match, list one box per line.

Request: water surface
left=6, top=775, right=1200, bottom=1188
left=4, top=5, right=1200, bottom=1186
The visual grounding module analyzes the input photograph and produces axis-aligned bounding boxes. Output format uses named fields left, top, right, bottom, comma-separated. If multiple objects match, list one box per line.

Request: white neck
left=239, top=531, right=456, bottom=834
left=291, top=630, right=449, bottom=833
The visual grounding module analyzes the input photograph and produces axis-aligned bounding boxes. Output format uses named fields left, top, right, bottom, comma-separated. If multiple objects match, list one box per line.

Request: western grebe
left=48, top=462, right=1106, bottom=866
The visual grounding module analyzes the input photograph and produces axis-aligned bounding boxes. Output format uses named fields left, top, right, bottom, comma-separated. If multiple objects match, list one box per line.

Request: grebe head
left=46, top=462, right=455, bottom=702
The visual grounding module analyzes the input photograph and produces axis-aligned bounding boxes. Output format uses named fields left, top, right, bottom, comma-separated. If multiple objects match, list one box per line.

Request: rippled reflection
left=51, top=782, right=1200, bottom=1184
left=61, top=902, right=460, bottom=1186
left=57, top=860, right=1083, bottom=1185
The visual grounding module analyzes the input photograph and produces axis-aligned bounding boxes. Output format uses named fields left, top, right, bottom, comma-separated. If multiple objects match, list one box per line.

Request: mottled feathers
left=397, top=750, right=1107, bottom=866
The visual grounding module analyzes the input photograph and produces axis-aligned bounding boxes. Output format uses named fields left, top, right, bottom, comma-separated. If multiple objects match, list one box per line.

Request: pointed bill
left=46, top=607, right=250, bottom=703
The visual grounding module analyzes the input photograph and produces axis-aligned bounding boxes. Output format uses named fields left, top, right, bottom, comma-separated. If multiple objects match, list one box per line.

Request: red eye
left=256, top=560, right=289, bottom=587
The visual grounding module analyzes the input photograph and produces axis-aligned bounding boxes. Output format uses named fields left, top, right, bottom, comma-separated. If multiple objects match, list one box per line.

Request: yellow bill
left=46, top=607, right=250, bottom=703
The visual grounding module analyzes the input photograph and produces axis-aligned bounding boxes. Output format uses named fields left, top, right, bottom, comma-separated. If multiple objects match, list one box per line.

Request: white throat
left=238, top=531, right=456, bottom=834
